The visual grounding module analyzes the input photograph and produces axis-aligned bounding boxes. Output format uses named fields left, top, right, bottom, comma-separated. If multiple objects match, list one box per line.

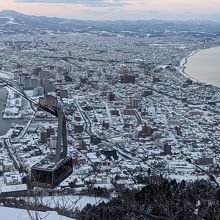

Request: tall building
left=19, top=73, right=26, bottom=85
left=39, top=95, right=58, bottom=109
left=40, top=130, right=48, bottom=143
left=39, top=71, right=54, bottom=80
left=120, top=74, right=136, bottom=83
left=138, top=125, right=154, bottom=138
left=19, top=74, right=38, bottom=90
left=164, top=143, right=172, bottom=155
left=108, top=92, right=115, bottom=101
left=59, top=89, right=68, bottom=98
left=130, top=98, right=139, bottom=108
left=50, top=135, right=57, bottom=149
left=74, top=124, right=84, bottom=133
left=33, top=87, right=44, bottom=96
left=143, top=90, right=153, bottom=97
left=43, top=79, right=56, bottom=94
left=46, top=127, right=55, bottom=138
left=78, top=139, right=87, bottom=150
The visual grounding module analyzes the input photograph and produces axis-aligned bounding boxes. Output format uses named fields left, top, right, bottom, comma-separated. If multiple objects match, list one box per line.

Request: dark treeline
left=78, top=179, right=220, bottom=220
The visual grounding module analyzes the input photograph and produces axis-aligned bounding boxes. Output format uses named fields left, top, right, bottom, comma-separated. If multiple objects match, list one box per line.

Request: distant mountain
left=0, top=10, right=220, bottom=36
left=0, top=10, right=24, bottom=17
left=0, top=10, right=19, bottom=16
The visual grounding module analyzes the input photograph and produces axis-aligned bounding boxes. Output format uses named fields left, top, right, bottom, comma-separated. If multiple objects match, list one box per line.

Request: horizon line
left=1, top=9, right=220, bottom=23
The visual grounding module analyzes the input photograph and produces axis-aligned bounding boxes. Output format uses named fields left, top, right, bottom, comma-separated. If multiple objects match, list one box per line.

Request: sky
left=0, top=0, right=220, bottom=21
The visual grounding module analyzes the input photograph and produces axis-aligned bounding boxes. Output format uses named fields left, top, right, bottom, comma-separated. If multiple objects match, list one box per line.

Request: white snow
left=0, top=207, right=72, bottom=220
left=0, top=71, right=13, bottom=79
left=29, top=195, right=108, bottom=211
left=0, top=184, right=27, bottom=193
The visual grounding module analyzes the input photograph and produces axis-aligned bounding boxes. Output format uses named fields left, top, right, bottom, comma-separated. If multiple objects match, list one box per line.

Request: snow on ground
left=0, top=71, right=13, bottom=79
left=0, top=206, right=72, bottom=220
left=169, top=174, right=208, bottom=182
left=29, top=195, right=108, bottom=211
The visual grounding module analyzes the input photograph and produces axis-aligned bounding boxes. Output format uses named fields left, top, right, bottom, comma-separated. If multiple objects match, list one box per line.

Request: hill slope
left=0, top=10, right=220, bottom=35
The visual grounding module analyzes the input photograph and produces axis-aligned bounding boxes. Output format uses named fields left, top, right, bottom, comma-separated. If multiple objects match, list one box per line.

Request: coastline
left=0, top=71, right=18, bottom=137
left=0, top=71, right=35, bottom=137
left=0, top=70, right=23, bottom=117
left=179, top=49, right=202, bottom=83
left=179, top=46, right=220, bottom=89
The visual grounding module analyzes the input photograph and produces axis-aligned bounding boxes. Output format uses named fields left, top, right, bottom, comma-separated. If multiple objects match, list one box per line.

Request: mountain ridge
left=1, top=10, right=220, bottom=24
left=0, top=10, right=220, bottom=35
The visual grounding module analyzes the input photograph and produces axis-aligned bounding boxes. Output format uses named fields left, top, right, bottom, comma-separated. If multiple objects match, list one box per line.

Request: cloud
left=15, top=0, right=127, bottom=7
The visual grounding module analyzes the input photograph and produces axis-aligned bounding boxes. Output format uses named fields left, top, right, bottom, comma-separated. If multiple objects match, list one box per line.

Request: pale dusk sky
left=0, top=0, right=220, bottom=21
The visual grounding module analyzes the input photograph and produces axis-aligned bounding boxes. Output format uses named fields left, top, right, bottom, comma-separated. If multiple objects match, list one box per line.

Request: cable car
left=30, top=105, right=72, bottom=189
left=0, top=77, right=73, bottom=189
left=31, top=155, right=73, bottom=188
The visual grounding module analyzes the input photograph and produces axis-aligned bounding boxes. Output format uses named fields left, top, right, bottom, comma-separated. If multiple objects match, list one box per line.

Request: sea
left=184, top=46, right=220, bottom=88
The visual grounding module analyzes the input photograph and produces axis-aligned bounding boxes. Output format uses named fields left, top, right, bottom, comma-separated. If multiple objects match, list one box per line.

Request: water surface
left=185, top=47, right=220, bottom=88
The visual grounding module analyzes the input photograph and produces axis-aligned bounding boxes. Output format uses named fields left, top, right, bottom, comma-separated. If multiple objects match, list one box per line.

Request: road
left=73, top=99, right=93, bottom=135
left=133, top=109, right=143, bottom=125
left=3, top=139, right=27, bottom=173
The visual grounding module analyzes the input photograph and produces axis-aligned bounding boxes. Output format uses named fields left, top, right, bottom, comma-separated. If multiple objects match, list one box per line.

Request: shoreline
left=179, top=49, right=201, bottom=83
left=0, top=71, right=19, bottom=137
left=0, top=71, right=35, bottom=138
left=179, top=46, right=220, bottom=90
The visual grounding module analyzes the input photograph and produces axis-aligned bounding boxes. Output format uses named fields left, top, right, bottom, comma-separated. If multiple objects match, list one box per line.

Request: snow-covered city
left=0, top=7, right=220, bottom=220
